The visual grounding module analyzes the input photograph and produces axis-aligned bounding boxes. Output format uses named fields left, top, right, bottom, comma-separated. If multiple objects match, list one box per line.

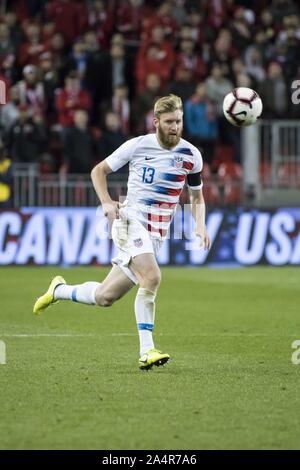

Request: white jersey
left=106, top=133, right=203, bottom=239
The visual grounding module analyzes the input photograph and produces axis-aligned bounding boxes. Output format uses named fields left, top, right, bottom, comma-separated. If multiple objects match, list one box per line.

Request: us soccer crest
left=134, top=238, right=143, bottom=247
left=174, top=155, right=183, bottom=168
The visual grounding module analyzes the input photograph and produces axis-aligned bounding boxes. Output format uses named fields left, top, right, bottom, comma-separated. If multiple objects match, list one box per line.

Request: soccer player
left=33, top=94, right=211, bottom=370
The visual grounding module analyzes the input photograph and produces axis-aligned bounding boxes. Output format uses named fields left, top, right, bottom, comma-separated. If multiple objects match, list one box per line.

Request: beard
left=157, top=125, right=182, bottom=149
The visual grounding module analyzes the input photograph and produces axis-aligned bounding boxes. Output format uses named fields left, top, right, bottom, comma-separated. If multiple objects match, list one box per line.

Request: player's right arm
left=91, top=136, right=141, bottom=220
left=91, top=160, right=121, bottom=220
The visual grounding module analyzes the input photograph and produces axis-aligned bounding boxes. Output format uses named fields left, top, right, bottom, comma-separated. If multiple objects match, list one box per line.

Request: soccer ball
left=223, top=87, right=263, bottom=127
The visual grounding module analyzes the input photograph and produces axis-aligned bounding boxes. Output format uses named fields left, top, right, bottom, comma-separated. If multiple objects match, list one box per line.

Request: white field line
left=0, top=333, right=95, bottom=338
left=0, top=333, right=299, bottom=338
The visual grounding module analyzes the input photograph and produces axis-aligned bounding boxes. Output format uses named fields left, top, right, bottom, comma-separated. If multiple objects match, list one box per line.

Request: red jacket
left=55, top=88, right=91, bottom=127
left=136, top=53, right=172, bottom=93
left=47, top=0, right=88, bottom=45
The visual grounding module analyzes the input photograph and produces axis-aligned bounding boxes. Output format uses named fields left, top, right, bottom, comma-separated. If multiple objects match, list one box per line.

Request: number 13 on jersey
left=142, top=167, right=155, bottom=184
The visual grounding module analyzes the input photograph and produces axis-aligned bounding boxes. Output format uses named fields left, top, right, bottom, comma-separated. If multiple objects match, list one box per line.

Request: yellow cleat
left=139, top=348, right=170, bottom=370
left=33, top=275, right=66, bottom=315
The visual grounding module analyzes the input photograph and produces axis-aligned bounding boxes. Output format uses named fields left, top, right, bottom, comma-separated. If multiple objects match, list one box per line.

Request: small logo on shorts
left=134, top=238, right=143, bottom=247
left=174, top=155, right=183, bottom=168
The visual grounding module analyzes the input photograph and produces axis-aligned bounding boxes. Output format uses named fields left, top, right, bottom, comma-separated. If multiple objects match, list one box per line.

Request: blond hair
left=154, top=94, right=183, bottom=118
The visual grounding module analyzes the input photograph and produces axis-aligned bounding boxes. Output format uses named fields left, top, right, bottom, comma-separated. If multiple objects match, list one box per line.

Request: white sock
left=135, top=287, right=156, bottom=356
left=54, top=282, right=101, bottom=305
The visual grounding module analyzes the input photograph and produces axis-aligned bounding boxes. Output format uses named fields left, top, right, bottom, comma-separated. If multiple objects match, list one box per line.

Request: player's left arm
left=187, top=180, right=211, bottom=251
left=187, top=147, right=211, bottom=250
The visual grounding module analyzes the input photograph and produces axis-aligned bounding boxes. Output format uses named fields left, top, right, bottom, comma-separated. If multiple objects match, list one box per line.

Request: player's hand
left=195, top=227, right=211, bottom=250
left=102, top=200, right=122, bottom=221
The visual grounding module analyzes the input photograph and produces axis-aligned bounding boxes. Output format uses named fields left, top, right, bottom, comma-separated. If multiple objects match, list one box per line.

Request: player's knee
left=95, top=289, right=116, bottom=307
left=142, top=270, right=161, bottom=291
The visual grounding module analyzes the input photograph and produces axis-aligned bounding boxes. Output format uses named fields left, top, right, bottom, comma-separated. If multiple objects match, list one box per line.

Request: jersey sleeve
left=105, top=137, right=140, bottom=172
left=190, top=147, right=203, bottom=174
left=187, top=146, right=203, bottom=190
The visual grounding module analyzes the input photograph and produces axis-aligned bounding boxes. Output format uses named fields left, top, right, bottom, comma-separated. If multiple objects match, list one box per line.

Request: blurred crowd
left=0, top=0, right=300, bottom=207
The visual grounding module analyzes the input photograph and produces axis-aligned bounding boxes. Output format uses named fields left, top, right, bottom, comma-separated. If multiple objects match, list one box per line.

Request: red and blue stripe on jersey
left=161, top=172, right=186, bottom=183
left=139, top=198, right=177, bottom=208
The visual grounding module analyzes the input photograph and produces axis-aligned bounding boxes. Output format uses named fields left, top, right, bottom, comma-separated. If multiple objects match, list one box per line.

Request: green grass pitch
left=0, top=266, right=299, bottom=450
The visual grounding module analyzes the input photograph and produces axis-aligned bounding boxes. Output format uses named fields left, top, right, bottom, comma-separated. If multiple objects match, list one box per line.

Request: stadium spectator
left=253, top=26, right=274, bottom=65
left=41, top=31, right=67, bottom=86
left=235, top=72, right=253, bottom=89
left=38, top=51, right=60, bottom=121
left=132, top=73, right=162, bottom=134
left=48, top=31, right=66, bottom=66
left=15, top=64, right=45, bottom=118
left=5, top=104, right=47, bottom=163
left=205, top=0, right=232, bottom=30
left=138, top=24, right=175, bottom=71
left=230, top=6, right=254, bottom=52
left=273, top=16, right=300, bottom=79
left=18, top=22, right=46, bottom=67
left=0, top=53, right=17, bottom=89
left=270, top=0, right=299, bottom=23
left=4, top=10, right=23, bottom=54
left=167, top=67, right=197, bottom=103
left=84, top=29, right=103, bottom=55
left=0, top=86, right=20, bottom=134
left=87, top=0, right=114, bottom=50
left=115, top=0, right=148, bottom=47
left=0, top=22, right=15, bottom=60
left=64, top=37, right=88, bottom=81
left=136, top=42, right=172, bottom=93
left=205, top=63, right=233, bottom=117
left=175, top=38, right=207, bottom=82
left=258, top=61, right=289, bottom=118
left=229, top=57, right=247, bottom=85
left=110, top=84, right=131, bottom=136
left=184, top=8, right=205, bottom=46
left=170, top=0, right=188, bottom=27
left=177, top=23, right=195, bottom=43
left=259, top=8, right=277, bottom=43
left=46, top=0, right=88, bottom=46
left=244, top=46, right=266, bottom=83
left=17, top=0, right=46, bottom=18
left=205, top=62, right=239, bottom=162
left=98, top=111, right=127, bottom=166
left=142, top=1, right=178, bottom=40
left=55, top=71, right=91, bottom=128
left=211, top=29, right=237, bottom=74
left=60, top=109, right=97, bottom=175
left=101, top=42, right=134, bottom=101
left=184, top=82, right=218, bottom=165
left=110, top=32, right=125, bottom=48
left=278, top=13, right=300, bottom=43
left=41, top=20, right=57, bottom=49
left=83, top=30, right=110, bottom=121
